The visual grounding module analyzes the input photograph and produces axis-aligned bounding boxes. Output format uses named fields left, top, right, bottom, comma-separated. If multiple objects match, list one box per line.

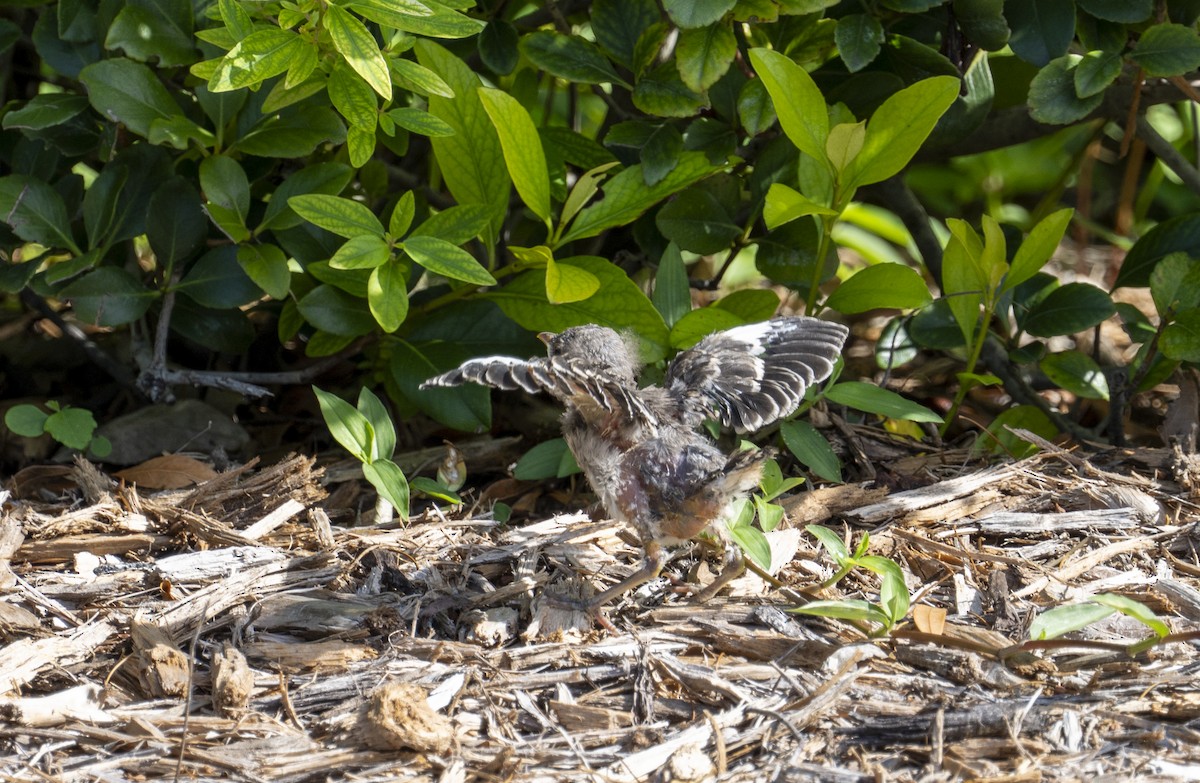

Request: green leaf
left=1005, top=208, right=1073, bottom=292
left=1005, top=0, right=1075, bottom=67
left=1130, top=23, right=1200, bottom=77
left=350, top=0, right=483, bottom=39
left=653, top=242, right=693, bottom=328
left=106, top=1, right=195, bottom=67
left=5, top=404, right=50, bottom=438
left=977, top=404, right=1056, bottom=458
left=1077, top=0, right=1152, bottom=22
left=592, top=0, right=661, bottom=68
left=560, top=151, right=721, bottom=245
left=514, top=438, right=581, bottom=480
left=403, top=235, right=496, bottom=285
left=714, top=289, right=780, bottom=322
left=942, top=221, right=986, bottom=345
left=389, top=191, right=415, bottom=238
left=521, top=31, right=624, bottom=85
left=410, top=204, right=493, bottom=244
left=238, top=244, right=291, bottom=300
left=61, top=267, right=157, bottom=326
left=368, top=258, right=410, bottom=332
left=641, top=123, right=684, bottom=187
left=357, top=387, right=395, bottom=461
left=835, top=13, right=884, bottom=73
left=859, top=555, right=909, bottom=624
left=206, top=28, right=304, bottom=91
left=655, top=189, right=741, bottom=254
left=1091, top=593, right=1170, bottom=638
left=177, top=247, right=260, bottom=308
left=259, top=163, right=355, bottom=232
left=298, top=284, right=377, bottom=336
left=1074, top=49, right=1123, bottom=98
left=218, top=0, right=253, bottom=39
left=1117, top=214, right=1200, bottom=289
left=632, top=62, right=708, bottom=117
left=232, top=105, right=346, bottom=158
left=663, top=0, right=736, bottom=28
left=844, top=76, right=959, bottom=190
left=806, top=524, right=849, bottom=562
left=44, top=406, right=98, bottom=451
left=289, top=194, right=385, bottom=239
left=737, top=78, right=776, bottom=137
left=2, top=94, right=89, bottom=131
left=825, top=121, right=867, bottom=175
left=79, top=57, right=183, bottom=139
left=326, top=4, right=391, bottom=100
left=780, top=420, right=841, bottom=483
left=748, top=48, right=828, bottom=163
left=416, top=40, right=509, bottom=247
left=330, top=234, right=391, bottom=270
left=669, top=307, right=744, bottom=349
left=825, top=381, right=942, bottom=423
left=676, top=23, right=736, bottom=93
left=478, top=88, right=552, bottom=226
left=763, top=183, right=836, bottom=230
left=316, top=385, right=372, bottom=461
left=1022, top=282, right=1116, bottom=337
left=1163, top=310, right=1200, bottom=362
left=386, top=107, right=456, bottom=137
left=825, top=264, right=932, bottom=314
left=0, top=175, right=79, bottom=252
left=488, top=255, right=671, bottom=361
left=1028, top=56, right=1104, bottom=125
left=146, top=179, right=206, bottom=268
left=1040, top=351, right=1110, bottom=400
left=728, top=520, right=773, bottom=570
left=791, top=599, right=890, bottom=625
left=328, top=61, right=379, bottom=128
left=479, top=18, right=519, bottom=75
left=1149, top=252, right=1200, bottom=315
left=546, top=255, right=601, bottom=304
left=200, top=155, right=250, bottom=228
left=1029, top=602, right=1115, bottom=640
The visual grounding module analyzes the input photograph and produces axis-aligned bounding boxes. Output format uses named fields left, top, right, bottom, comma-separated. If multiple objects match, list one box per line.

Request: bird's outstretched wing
left=421, top=356, right=655, bottom=424
left=663, top=316, right=849, bottom=433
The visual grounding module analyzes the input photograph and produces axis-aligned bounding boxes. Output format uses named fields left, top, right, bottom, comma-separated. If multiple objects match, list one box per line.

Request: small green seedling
left=5, top=401, right=112, bottom=458
left=314, top=386, right=409, bottom=522
left=1029, top=593, right=1171, bottom=655
left=791, top=524, right=910, bottom=636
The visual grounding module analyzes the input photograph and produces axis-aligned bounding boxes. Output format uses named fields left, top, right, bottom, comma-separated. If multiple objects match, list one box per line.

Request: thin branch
left=1135, top=112, right=1200, bottom=197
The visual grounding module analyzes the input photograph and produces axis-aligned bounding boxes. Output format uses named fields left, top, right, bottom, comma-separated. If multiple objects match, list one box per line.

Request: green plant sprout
left=4, top=401, right=112, bottom=458
left=313, top=386, right=408, bottom=523
left=1028, top=593, right=1171, bottom=656
left=791, top=524, right=910, bottom=637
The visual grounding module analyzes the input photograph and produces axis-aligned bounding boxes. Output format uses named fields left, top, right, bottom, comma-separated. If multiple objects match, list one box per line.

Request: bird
left=420, top=316, right=849, bottom=617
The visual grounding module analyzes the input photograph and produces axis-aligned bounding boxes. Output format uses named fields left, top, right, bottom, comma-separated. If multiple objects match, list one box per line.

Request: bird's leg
left=581, top=541, right=670, bottom=612
left=692, top=543, right=745, bottom=603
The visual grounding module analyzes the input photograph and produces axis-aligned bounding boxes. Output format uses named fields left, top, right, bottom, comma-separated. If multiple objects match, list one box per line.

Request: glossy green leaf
left=641, top=123, right=684, bottom=187
left=2, top=94, right=89, bottom=130
left=514, top=437, right=581, bottom=479
left=825, top=264, right=932, bottom=313
left=1150, top=252, right=1200, bottom=315
left=676, top=23, right=736, bottom=93
left=105, top=1, right=195, bottom=67
left=1022, top=282, right=1116, bottom=337
left=546, top=255, right=601, bottom=304
left=43, top=406, right=98, bottom=450
left=655, top=189, right=741, bottom=254
left=780, top=420, right=841, bottom=483
left=315, top=385, right=372, bottom=462
left=478, top=88, right=551, bottom=226
left=737, top=78, right=776, bottom=136
left=289, top=194, right=385, bottom=239
left=835, top=13, right=884, bottom=72
left=390, top=58, right=455, bottom=98
left=416, top=40, right=509, bottom=247
left=669, top=307, right=743, bottom=349
left=410, top=204, right=493, bottom=245
left=561, top=151, right=720, bottom=245
left=749, top=48, right=828, bottom=163
left=177, top=246, right=261, bottom=308
left=386, top=107, right=455, bottom=137
left=825, top=381, right=942, bottom=422
left=403, top=235, right=496, bottom=285
left=330, top=234, right=391, bottom=270
left=1077, top=0, right=1152, bottom=22
left=389, top=192, right=415, bottom=239
left=328, top=61, right=378, bottom=128
left=632, top=62, right=708, bottom=117
left=1028, top=56, right=1104, bottom=125
left=790, top=599, right=890, bottom=626
left=728, top=517, right=773, bottom=570
left=1091, top=593, right=1170, bottom=638
left=1074, top=49, right=1123, bottom=98
left=844, top=76, right=959, bottom=190
left=1029, top=602, right=1115, bottom=640
left=663, top=0, right=736, bottom=28
left=206, top=28, right=303, bottom=91
left=238, top=243, right=290, bottom=300
left=232, top=105, right=346, bottom=158
left=1130, top=23, right=1200, bottom=77
left=200, top=155, right=250, bottom=228
left=368, top=259, right=409, bottom=332
left=0, top=174, right=79, bottom=252
left=61, top=267, right=157, bottom=326
left=1163, top=310, right=1200, bottom=362
left=1005, top=0, right=1075, bottom=66
left=259, top=163, right=354, bottom=232
left=1040, top=351, right=1110, bottom=400
left=350, top=0, right=483, bottom=39
left=1116, top=214, right=1200, bottom=289
left=1005, top=208, right=1073, bottom=292
left=298, top=284, right=377, bottom=336
left=326, top=5, right=391, bottom=99
left=356, top=386, right=395, bottom=462
left=592, top=0, right=661, bottom=68
left=5, top=404, right=50, bottom=438
left=79, top=58, right=183, bottom=138
left=763, top=183, right=836, bottom=229
left=521, top=31, right=624, bottom=85
left=653, top=243, right=692, bottom=328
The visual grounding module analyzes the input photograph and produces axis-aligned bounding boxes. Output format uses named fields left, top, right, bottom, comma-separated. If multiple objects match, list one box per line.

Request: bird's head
left=538, top=325, right=641, bottom=386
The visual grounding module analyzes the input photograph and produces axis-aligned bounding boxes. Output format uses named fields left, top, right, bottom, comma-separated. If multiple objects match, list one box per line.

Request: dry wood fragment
left=845, top=463, right=1021, bottom=524
left=241, top=498, right=306, bottom=540
left=131, top=617, right=191, bottom=698
left=243, top=639, right=377, bottom=672
left=0, top=500, right=22, bottom=588
left=212, top=644, right=255, bottom=717
left=0, top=682, right=114, bottom=726
left=15, top=532, right=167, bottom=564
left=648, top=743, right=716, bottom=783
left=0, top=620, right=115, bottom=694
left=355, top=681, right=454, bottom=754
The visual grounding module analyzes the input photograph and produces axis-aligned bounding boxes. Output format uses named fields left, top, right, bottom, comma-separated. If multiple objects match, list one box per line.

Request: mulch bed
left=2, top=436, right=1199, bottom=782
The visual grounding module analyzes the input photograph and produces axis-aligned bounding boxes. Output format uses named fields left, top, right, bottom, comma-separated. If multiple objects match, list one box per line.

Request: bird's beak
left=537, top=331, right=555, bottom=346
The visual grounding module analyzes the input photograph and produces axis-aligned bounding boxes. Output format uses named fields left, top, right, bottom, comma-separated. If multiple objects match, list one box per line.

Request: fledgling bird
left=420, top=316, right=849, bottom=615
